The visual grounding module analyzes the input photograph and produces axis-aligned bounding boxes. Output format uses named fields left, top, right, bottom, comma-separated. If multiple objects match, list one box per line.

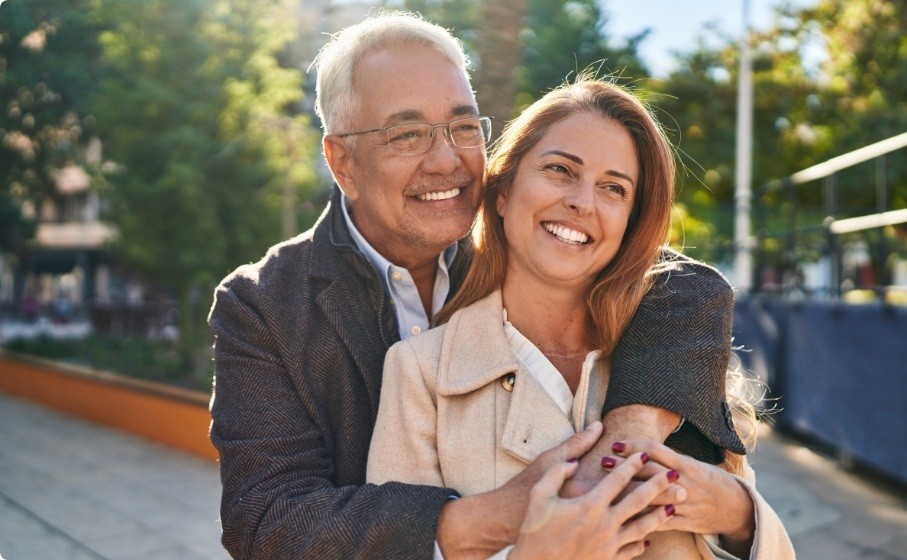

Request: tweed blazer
left=210, top=186, right=745, bottom=559
left=209, top=188, right=467, bottom=559
left=367, top=290, right=795, bottom=560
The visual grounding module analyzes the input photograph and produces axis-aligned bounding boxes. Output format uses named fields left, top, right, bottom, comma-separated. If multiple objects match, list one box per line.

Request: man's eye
left=388, top=128, right=426, bottom=143
left=453, top=123, right=479, bottom=134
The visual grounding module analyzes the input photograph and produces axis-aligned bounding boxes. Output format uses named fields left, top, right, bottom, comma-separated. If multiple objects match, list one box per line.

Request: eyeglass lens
left=385, top=117, right=490, bottom=154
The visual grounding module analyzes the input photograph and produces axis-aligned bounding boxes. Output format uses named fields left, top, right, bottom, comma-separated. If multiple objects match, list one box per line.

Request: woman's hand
left=605, top=441, right=756, bottom=557
left=509, top=452, right=679, bottom=560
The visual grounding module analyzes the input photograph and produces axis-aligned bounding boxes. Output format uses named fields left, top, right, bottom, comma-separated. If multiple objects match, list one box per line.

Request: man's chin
left=410, top=218, right=473, bottom=251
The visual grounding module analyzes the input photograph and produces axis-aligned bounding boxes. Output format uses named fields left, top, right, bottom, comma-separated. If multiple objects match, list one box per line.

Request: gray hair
left=311, top=11, right=472, bottom=135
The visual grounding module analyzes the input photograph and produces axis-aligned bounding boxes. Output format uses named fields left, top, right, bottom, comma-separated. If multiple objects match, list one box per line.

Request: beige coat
left=368, top=291, right=794, bottom=560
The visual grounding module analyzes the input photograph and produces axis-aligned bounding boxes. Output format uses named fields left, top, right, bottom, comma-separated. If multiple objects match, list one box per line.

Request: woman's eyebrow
left=605, top=169, right=635, bottom=185
left=540, top=149, right=583, bottom=164
left=541, top=149, right=635, bottom=185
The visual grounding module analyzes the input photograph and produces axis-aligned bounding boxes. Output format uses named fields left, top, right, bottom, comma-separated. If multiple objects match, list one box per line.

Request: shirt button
left=391, top=271, right=403, bottom=281
left=411, top=326, right=422, bottom=335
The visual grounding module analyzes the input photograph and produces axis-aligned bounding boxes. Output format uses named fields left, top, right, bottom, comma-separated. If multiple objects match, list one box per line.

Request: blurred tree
left=92, top=0, right=317, bottom=354
left=516, top=0, right=649, bottom=111
left=474, top=0, right=528, bottom=128
left=403, top=0, right=649, bottom=127
left=0, top=0, right=101, bottom=251
left=804, top=0, right=907, bottom=211
left=654, top=15, right=827, bottom=263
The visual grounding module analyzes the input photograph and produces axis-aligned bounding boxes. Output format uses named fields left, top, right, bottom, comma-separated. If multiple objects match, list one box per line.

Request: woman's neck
left=501, top=274, right=593, bottom=369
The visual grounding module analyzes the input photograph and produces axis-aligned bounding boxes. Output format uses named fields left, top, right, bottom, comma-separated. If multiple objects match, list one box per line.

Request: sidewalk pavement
left=1, top=391, right=906, bottom=560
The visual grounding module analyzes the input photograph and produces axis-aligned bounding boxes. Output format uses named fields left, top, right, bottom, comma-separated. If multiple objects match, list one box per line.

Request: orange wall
left=0, top=353, right=218, bottom=461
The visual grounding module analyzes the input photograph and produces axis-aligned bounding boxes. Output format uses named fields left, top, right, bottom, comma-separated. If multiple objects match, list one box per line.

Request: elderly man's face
left=334, top=46, right=485, bottom=266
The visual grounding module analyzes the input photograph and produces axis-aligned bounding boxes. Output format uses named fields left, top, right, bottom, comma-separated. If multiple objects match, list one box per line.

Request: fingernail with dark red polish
left=640, top=452, right=650, bottom=464
left=644, top=540, right=651, bottom=549
left=665, top=504, right=676, bottom=516
left=567, top=457, right=579, bottom=463
left=666, top=469, right=680, bottom=482
left=601, top=456, right=617, bottom=469
left=612, top=441, right=626, bottom=453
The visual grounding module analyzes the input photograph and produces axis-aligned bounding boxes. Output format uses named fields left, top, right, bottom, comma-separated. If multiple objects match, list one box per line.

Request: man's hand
left=436, top=421, right=604, bottom=559
left=560, top=405, right=682, bottom=499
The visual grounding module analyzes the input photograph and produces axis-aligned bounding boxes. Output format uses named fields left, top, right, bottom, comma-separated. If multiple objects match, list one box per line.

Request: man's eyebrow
left=541, top=149, right=636, bottom=185
left=451, top=105, right=479, bottom=118
left=383, top=105, right=479, bottom=126
left=384, top=110, right=424, bottom=125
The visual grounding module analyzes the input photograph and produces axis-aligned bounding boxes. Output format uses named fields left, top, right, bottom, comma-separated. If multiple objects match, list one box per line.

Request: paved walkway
left=1, top=391, right=906, bottom=559
left=0, top=393, right=225, bottom=560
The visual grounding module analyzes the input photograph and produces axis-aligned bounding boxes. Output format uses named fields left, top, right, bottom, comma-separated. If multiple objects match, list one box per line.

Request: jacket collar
left=435, top=289, right=579, bottom=464
left=437, top=290, right=520, bottom=396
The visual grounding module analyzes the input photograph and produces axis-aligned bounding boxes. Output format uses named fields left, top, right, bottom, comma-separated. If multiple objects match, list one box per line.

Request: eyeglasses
left=336, top=116, right=492, bottom=155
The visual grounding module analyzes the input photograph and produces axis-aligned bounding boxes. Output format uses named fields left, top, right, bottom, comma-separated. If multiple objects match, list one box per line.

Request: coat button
left=502, top=373, right=516, bottom=392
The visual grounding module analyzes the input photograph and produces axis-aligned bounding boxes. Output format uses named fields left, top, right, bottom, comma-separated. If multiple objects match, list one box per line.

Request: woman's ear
left=323, top=135, right=360, bottom=201
left=495, top=184, right=509, bottom=218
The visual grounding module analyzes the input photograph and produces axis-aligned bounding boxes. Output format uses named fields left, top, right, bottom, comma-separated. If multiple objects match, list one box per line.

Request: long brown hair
left=436, top=78, right=675, bottom=356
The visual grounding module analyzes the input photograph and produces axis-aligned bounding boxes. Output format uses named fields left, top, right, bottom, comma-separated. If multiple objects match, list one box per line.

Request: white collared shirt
left=341, top=195, right=457, bottom=340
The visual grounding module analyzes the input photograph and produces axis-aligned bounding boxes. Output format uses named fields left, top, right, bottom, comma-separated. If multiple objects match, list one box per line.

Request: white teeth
left=543, top=222, right=589, bottom=244
left=417, top=188, right=461, bottom=201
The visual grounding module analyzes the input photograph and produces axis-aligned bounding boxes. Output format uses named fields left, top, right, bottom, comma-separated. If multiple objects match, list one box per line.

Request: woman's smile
left=542, top=221, right=592, bottom=245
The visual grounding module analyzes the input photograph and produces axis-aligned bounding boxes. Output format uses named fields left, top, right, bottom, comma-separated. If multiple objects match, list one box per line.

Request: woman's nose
left=565, top=182, right=594, bottom=214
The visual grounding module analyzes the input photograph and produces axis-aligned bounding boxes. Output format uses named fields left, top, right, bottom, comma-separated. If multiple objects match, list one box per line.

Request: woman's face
left=497, top=111, right=639, bottom=292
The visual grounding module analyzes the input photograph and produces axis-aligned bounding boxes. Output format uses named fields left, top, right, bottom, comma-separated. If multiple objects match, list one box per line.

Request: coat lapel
left=315, top=280, right=394, bottom=411
left=437, top=290, right=576, bottom=465
left=309, top=195, right=398, bottom=412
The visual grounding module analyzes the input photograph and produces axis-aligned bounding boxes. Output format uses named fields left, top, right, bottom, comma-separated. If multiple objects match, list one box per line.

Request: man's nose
left=420, top=127, right=461, bottom=172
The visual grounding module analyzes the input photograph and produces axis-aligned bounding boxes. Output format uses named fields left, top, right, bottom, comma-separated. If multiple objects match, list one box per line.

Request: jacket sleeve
left=367, top=340, right=446, bottom=488
left=701, top=461, right=796, bottom=560
left=209, top=280, right=452, bottom=560
left=604, top=251, right=746, bottom=464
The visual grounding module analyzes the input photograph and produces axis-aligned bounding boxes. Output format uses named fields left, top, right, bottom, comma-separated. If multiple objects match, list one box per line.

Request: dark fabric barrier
left=733, top=298, right=907, bottom=484
left=732, top=299, right=783, bottom=394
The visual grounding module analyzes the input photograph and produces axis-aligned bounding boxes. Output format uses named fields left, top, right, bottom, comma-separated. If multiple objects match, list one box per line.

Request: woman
left=368, top=79, right=794, bottom=559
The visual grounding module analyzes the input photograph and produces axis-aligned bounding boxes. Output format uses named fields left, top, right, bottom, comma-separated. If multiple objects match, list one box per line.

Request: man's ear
left=323, top=135, right=360, bottom=201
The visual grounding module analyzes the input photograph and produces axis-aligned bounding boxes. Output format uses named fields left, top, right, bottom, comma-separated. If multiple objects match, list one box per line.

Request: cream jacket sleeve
left=702, top=461, right=796, bottom=560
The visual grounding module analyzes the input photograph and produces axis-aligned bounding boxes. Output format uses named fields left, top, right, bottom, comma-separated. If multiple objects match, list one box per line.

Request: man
left=209, top=12, right=743, bottom=559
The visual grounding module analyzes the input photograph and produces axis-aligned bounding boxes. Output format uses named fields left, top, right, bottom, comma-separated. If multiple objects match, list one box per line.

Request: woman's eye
left=547, top=163, right=570, bottom=175
left=602, top=184, right=627, bottom=197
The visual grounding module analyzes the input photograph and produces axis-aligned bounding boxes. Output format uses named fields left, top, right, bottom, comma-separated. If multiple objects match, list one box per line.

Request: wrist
left=719, top=479, right=756, bottom=549
left=602, top=405, right=681, bottom=442
left=437, top=492, right=516, bottom=557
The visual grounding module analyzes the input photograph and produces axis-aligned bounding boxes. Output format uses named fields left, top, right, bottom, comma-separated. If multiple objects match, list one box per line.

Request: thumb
left=531, top=460, right=578, bottom=503
left=556, top=421, right=603, bottom=462
left=523, top=461, right=577, bottom=534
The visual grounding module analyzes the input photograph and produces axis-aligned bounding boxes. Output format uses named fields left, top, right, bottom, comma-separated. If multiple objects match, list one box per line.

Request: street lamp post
left=734, top=0, right=755, bottom=292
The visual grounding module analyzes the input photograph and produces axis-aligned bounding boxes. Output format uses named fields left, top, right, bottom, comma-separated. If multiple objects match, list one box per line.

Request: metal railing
left=752, top=132, right=907, bottom=298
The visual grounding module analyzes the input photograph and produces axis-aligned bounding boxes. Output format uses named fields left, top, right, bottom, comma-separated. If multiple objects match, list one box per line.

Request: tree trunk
left=474, top=0, right=528, bottom=135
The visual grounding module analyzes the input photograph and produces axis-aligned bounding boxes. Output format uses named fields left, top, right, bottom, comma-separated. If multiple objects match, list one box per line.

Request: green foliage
left=516, top=0, right=649, bottom=109
left=652, top=0, right=907, bottom=263
left=0, top=0, right=101, bottom=250
left=89, top=0, right=319, bottom=351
